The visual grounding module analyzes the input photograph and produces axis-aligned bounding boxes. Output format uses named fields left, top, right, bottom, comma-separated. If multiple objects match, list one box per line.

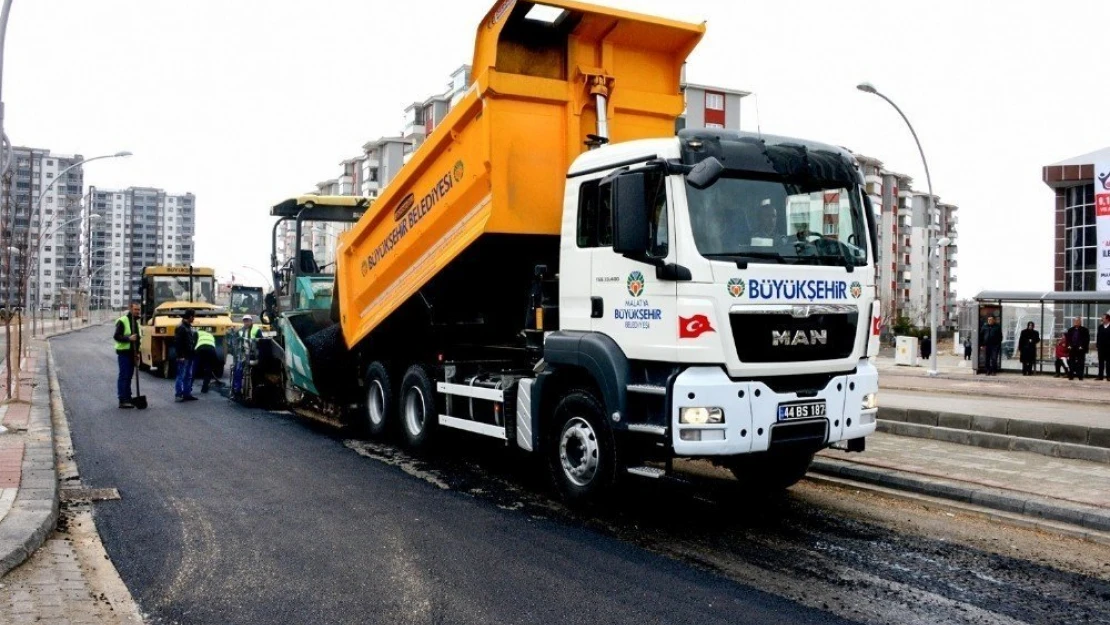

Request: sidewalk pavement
left=0, top=342, right=58, bottom=577
left=876, top=353, right=1110, bottom=406
left=0, top=320, right=106, bottom=578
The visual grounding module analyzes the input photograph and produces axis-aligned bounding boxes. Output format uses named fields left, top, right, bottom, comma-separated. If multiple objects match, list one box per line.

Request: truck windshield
left=686, top=177, right=868, bottom=267
left=230, top=289, right=263, bottom=316
left=150, top=276, right=216, bottom=308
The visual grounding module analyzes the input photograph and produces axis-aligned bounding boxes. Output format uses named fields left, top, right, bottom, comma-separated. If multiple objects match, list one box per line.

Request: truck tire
left=399, top=364, right=437, bottom=448
left=363, top=362, right=393, bottom=438
left=548, top=389, right=617, bottom=504
left=726, top=450, right=814, bottom=492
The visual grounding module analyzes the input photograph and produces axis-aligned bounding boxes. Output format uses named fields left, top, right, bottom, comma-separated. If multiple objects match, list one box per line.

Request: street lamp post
left=0, top=0, right=15, bottom=179
left=20, top=151, right=129, bottom=348
left=856, top=82, right=942, bottom=376
left=29, top=213, right=101, bottom=336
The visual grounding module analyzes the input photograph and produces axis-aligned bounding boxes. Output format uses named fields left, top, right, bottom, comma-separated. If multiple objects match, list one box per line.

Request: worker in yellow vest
left=193, top=328, right=222, bottom=394
left=112, top=301, right=141, bottom=409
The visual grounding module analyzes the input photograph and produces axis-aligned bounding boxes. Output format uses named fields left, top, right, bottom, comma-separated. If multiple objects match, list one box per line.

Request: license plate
left=777, top=400, right=826, bottom=421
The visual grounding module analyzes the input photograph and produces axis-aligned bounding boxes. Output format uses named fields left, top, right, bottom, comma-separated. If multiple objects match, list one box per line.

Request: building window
left=705, top=92, right=725, bottom=111
left=1063, top=183, right=1096, bottom=291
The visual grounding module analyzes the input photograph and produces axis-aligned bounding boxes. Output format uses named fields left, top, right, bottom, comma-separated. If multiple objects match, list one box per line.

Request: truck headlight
left=679, top=407, right=724, bottom=425
left=862, top=393, right=878, bottom=410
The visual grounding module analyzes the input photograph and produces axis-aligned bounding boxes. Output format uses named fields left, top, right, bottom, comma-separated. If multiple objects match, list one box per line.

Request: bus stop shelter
left=972, top=291, right=1110, bottom=375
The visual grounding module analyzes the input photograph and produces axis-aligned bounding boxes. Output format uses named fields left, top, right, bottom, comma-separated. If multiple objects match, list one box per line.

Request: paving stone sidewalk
left=877, top=354, right=1110, bottom=405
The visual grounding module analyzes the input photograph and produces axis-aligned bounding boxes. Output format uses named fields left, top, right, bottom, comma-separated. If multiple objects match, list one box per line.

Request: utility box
left=895, top=336, right=919, bottom=366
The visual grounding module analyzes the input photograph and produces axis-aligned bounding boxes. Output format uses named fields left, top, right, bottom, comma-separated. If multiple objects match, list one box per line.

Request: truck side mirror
left=612, top=172, right=649, bottom=255
left=686, top=156, right=724, bottom=190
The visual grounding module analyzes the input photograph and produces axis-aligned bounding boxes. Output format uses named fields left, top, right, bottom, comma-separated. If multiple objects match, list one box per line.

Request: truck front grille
left=729, top=311, right=858, bottom=363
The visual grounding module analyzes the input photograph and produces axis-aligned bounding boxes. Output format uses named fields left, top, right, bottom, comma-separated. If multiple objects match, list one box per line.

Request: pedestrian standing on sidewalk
left=1018, top=322, right=1040, bottom=376
left=174, top=309, right=198, bottom=402
left=963, top=337, right=972, bottom=361
left=980, top=316, right=1003, bottom=376
left=1054, top=334, right=1070, bottom=378
left=113, top=301, right=141, bottom=409
left=920, top=335, right=932, bottom=362
left=1097, top=312, right=1110, bottom=381
left=1065, top=316, right=1090, bottom=381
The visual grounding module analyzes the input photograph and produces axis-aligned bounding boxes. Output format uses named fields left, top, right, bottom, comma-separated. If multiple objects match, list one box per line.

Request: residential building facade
left=0, top=147, right=85, bottom=308
left=678, top=83, right=748, bottom=132
left=82, top=187, right=196, bottom=309
left=855, top=153, right=959, bottom=332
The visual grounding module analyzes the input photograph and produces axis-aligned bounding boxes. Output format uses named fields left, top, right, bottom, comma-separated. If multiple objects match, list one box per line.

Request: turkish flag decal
left=679, top=314, right=716, bottom=339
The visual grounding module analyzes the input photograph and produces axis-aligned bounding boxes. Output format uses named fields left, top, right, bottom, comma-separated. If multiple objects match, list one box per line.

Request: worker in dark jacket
left=112, top=301, right=141, bottom=409
left=1018, top=322, right=1040, bottom=376
left=174, top=309, right=198, bottom=401
left=980, top=316, right=1003, bottom=376
left=1065, top=316, right=1091, bottom=381
left=1097, top=313, right=1110, bottom=381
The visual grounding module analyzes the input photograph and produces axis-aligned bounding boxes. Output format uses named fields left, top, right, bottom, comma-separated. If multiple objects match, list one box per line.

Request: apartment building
left=678, top=83, right=748, bottom=132
left=0, top=147, right=85, bottom=308
left=856, top=153, right=959, bottom=331
left=82, top=187, right=196, bottom=308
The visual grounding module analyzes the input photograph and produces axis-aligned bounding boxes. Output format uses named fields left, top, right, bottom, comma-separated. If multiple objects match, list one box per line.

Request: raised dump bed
left=335, top=0, right=703, bottom=348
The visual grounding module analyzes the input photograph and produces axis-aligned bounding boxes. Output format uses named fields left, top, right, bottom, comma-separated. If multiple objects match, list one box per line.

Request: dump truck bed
left=336, top=0, right=703, bottom=348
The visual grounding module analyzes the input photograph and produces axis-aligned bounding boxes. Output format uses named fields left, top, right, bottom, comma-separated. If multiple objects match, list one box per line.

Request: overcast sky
left=7, top=0, right=1109, bottom=294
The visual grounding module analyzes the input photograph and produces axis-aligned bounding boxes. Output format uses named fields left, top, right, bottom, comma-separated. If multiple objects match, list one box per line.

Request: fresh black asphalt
left=52, top=329, right=855, bottom=625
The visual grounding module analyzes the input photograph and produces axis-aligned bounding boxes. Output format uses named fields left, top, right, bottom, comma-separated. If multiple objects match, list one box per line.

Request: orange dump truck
left=321, top=0, right=881, bottom=502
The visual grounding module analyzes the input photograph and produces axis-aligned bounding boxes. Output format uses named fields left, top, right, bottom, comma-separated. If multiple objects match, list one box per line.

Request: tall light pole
left=30, top=213, right=101, bottom=335
left=21, top=151, right=130, bottom=347
left=238, top=265, right=271, bottom=288
left=857, top=82, right=942, bottom=376
left=0, top=0, right=15, bottom=179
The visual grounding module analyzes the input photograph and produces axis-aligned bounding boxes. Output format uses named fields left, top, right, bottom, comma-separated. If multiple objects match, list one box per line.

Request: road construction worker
left=193, top=328, right=222, bottom=394
left=113, top=301, right=141, bottom=409
left=232, top=315, right=262, bottom=399
left=242, top=314, right=262, bottom=340
left=174, top=309, right=197, bottom=402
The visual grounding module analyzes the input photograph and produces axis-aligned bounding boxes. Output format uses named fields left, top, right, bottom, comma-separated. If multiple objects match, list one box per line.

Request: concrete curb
left=0, top=343, right=60, bottom=578
left=877, top=406, right=1110, bottom=462
left=811, top=457, right=1110, bottom=534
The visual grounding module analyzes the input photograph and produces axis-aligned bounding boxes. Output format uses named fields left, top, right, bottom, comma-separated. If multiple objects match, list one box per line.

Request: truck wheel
left=363, top=362, right=393, bottom=437
left=548, top=390, right=616, bottom=504
left=399, top=364, right=437, bottom=448
left=726, top=450, right=814, bottom=492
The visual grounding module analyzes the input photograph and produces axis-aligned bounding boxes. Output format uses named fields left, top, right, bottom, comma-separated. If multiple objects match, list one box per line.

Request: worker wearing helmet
left=242, top=315, right=262, bottom=340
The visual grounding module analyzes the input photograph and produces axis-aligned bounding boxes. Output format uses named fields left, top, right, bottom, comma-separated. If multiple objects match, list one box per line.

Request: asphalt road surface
left=52, top=329, right=1110, bottom=625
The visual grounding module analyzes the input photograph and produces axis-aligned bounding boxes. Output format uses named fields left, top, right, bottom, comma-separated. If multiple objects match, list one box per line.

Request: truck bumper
left=670, top=361, right=878, bottom=456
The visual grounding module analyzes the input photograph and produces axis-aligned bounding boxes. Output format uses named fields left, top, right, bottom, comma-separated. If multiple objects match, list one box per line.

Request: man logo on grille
left=772, top=330, right=828, bottom=347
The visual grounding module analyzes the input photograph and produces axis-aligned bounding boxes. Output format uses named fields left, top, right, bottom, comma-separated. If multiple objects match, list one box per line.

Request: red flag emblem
left=679, top=315, right=715, bottom=339
left=872, top=316, right=882, bottom=336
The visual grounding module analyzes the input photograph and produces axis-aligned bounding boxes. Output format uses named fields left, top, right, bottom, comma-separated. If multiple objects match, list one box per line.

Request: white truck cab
left=538, top=129, right=880, bottom=494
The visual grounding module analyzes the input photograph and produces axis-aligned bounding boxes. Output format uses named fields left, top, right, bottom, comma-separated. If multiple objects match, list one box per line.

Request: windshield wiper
left=704, top=252, right=786, bottom=270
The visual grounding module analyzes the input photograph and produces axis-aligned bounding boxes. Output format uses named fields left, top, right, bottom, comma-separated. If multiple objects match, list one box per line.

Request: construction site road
left=51, top=330, right=1110, bottom=625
